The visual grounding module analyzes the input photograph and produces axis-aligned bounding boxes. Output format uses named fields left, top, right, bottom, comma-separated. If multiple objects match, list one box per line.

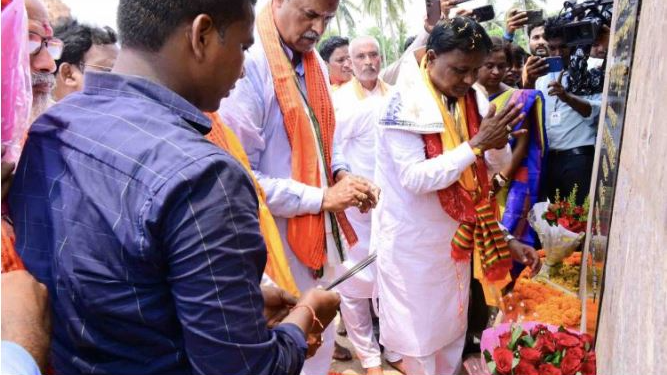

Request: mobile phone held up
left=472, top=5, right=495, bottom=23
left=425, top=0, right=441, bottom=25
left=525, top=9, right=544, bottom=25
left=425, top=0, right=474, bottom=24
left=545, top=57, right=564, bottom=73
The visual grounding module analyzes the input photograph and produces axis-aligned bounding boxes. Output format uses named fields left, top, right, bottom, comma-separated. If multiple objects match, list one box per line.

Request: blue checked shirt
left=8, top=72, right=307, bottom=375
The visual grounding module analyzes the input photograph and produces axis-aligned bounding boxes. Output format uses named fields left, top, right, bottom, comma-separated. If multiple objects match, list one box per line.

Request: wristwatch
left=500, top=225, right=516, bottom=243
left=333, top=167, right=350, bottom=181
left=492, top=172, right=509, bottom=188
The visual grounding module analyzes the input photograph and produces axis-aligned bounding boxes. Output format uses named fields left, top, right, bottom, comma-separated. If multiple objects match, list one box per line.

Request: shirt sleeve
left=149, top=154, right=306, bottom=375
left=219, top=56, right=324, bottom=218
left=331, top=139, right=350, bottom=176
left=381, top=30, right=428, bottom=85
left=583, top=93, right=602, bottom=120
left=380, top=128, right=477, bottom=195
left=1, top=341, right=41, bottom=375
left=535, top=75, right=549, bottom=95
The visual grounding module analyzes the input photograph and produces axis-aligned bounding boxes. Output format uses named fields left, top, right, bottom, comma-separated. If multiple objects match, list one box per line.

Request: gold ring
left=357, top=201, right=363, bottom=208
left=505, top=125, right=513, bottom=133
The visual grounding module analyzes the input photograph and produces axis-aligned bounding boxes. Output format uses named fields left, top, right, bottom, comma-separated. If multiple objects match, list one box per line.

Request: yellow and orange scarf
left=350, top=77, right=389, bottom=101
left=256, top=4, right=357, bottom=272
left=419, top=58, right=512, bottom=304
left=205, top=113, right=299, bottom=296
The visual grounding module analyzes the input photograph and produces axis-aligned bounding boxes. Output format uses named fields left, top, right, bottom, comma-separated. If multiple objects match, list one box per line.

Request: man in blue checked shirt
left=8, top=1, right=340, bottom=374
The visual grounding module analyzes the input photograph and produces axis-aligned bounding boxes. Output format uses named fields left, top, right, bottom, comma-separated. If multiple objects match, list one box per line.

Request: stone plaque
left=583, top=0, right=643, bottom=339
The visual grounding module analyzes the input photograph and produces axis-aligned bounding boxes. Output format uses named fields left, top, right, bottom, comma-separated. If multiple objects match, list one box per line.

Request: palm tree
left=361, top=0, right=406, bottom=64
left=334, top=0, right=361, bottom=35
left=361, top=0, right=405, bottom=31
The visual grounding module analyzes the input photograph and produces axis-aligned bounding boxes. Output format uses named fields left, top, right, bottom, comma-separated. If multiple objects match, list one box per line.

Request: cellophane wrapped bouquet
left=528, top=186, right=589, bottom=279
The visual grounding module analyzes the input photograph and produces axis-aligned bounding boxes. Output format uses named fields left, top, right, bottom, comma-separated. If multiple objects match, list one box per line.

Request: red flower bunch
left=484, top=324, right=597, bottom=375
left=542, top=185, right=590, bottom=233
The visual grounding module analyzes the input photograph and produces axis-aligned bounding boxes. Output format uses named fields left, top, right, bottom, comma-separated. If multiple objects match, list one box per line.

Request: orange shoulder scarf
left=2, top=219, right=24, bottom=272
left=256, top=4, right=356, bottom=271
left=205, top=112, right=300, bottom=296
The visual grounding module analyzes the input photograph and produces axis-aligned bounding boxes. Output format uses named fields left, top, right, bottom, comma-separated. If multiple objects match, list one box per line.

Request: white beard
left=29, top=92, right=52, bottom=125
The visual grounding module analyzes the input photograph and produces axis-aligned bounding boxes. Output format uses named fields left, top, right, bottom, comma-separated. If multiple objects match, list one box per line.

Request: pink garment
left=2, top=0, right=32, bottom=163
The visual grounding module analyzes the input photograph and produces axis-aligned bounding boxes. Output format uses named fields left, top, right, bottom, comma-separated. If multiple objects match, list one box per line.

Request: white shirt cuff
left=300, top=185, right=324, bottom=214
left=2, top=341, right=41, bottom=375
left=261, top=273, right=278, bottom=288
left=449, top=142, right=478, bottom=172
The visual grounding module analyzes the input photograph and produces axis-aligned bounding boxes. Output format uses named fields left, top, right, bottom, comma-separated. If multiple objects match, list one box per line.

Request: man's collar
left=359, top=78, right=380, bottom=93
left=280, top=40, right=305, bottom=77
left=82, top=72, right=212, bottom=134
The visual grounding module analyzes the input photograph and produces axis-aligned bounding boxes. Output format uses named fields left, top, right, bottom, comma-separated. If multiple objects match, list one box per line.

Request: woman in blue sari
left=476, top=37, right=548, bottom=277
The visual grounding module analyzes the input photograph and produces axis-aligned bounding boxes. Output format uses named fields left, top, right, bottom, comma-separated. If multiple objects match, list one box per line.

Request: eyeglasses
left=81, top=63, right=113, bottom=73
left=28, top=32, right=64, bottom=60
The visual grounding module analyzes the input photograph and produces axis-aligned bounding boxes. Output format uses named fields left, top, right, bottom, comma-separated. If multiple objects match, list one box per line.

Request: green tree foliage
left=334, top=0, right=360, bottom=35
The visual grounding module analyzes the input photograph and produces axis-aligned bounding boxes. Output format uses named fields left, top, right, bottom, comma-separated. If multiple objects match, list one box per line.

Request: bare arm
left=561, top=93, right=593, bottom=118
left=547, top=75, right=594, bottom=118
left=1, top=271, right=50, bottom=374
left=501, top=121, right=530, bottom=180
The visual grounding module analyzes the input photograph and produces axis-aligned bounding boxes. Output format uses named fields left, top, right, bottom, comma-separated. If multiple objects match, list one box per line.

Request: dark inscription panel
left=586, top=0, right=642, bottom=340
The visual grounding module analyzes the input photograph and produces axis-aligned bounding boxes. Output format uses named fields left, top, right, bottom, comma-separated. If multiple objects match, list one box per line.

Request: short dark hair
left=527, top=21, right=545, bottom=39
left=318, top=36, right=349, bottom=63
left=488, top=36, right=511, bottom=64
left=402, top=35, right=417, bottom=53
left=54, top=18, right=117, bottom=70
left=509, top=43, right=528, bottom=67
left=544, top=16, right=566, bottom=41
left=117, top=0, right=256, bottom=52
left=427, top=17, right=492, bottom=55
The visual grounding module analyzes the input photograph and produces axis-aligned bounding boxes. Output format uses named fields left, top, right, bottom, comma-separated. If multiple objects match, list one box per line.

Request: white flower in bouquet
left=528, top=187, right=589, bottom=278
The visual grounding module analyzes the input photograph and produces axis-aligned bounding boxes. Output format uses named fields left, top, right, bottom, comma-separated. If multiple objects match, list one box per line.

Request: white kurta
left=331, top=81, right=387, bottom=298
left=371, top=56, right=511, bottom=359
left=218, top=34, right=346, bottom=375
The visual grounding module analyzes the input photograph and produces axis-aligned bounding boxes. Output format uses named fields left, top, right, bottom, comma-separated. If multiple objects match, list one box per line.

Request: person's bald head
left=349, top=36, right=379, bottom=56
left=349, top=36, right=381, bottom=86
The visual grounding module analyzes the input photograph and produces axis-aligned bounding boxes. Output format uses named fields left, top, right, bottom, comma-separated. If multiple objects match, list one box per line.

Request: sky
left=62, top=0, right=565, bottom=36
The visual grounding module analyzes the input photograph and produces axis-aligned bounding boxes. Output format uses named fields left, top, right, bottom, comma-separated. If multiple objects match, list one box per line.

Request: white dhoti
left=401, top=333, right=466, bottom=375
left=370, top=55, right=511, bottom=374
left=332, top=79, right=401, bottom=369
left=339, top=295, right=402, bottom=368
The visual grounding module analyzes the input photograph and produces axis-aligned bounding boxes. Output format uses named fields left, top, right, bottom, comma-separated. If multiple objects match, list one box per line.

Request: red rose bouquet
left=481, top=322, right=596, bottom=375
left=528, top=186, right=589, bottom=279
left=541, top=186, right=589, bottom=233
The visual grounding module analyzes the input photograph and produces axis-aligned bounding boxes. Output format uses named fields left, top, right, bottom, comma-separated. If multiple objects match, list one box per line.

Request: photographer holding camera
left=536, top=16, right=606, bottom=205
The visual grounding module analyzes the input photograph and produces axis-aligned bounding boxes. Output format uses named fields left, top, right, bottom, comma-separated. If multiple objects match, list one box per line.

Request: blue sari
left=492, top=89, right=548, bottom=275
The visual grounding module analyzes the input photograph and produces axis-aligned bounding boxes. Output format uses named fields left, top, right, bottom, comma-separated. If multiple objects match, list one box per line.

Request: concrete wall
left=595, top=1, right=667, bottom=374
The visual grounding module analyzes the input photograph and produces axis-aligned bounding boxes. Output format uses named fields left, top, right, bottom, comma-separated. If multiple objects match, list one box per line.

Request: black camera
left=549, top=0, right=613, bottom=95
left=559, top=0, right=613, bottom=47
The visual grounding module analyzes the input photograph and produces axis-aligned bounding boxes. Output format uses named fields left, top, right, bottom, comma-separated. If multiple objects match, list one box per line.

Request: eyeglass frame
left=77, top=62, right=113, bottom=73
left=28, top=31, right=64, bottom=60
